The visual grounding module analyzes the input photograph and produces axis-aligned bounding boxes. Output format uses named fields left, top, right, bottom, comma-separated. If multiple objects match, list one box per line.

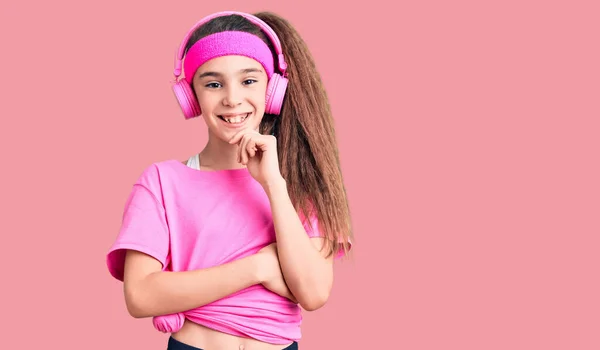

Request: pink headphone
left=172, top=11, right=289, bottom=120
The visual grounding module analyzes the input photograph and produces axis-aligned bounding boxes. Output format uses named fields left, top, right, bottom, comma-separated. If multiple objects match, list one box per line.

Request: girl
left=106, top=10, right=353, bottom=350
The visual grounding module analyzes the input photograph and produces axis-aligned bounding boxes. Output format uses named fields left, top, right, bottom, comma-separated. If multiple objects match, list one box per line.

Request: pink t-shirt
left=106, top=159, right=346, bottom=344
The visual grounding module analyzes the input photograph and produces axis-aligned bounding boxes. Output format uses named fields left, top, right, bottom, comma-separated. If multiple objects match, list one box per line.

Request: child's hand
left=228, top=130, right=283, bottom=187
left=256, top=243, right=298, bottom=303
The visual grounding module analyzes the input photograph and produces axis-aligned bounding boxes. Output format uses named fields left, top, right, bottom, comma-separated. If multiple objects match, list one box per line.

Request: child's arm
left=122, top=250, right=261, bottom=318
left=263, top=178, right=335, bottom=311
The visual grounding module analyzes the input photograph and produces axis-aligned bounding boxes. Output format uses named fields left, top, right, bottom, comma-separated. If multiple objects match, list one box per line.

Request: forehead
left=195, top=55, right=265, bottom=77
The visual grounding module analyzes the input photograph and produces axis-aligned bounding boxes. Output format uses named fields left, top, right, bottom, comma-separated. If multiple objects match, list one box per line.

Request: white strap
left=186, top=153, right=200, bottom=170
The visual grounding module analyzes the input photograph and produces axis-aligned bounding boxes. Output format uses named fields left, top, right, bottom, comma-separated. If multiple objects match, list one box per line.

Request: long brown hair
left=185, top=12, right=353, bottom=259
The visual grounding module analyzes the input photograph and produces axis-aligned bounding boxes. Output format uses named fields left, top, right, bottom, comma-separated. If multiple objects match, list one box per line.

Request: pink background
left=2, top=0, right=599, bottom=349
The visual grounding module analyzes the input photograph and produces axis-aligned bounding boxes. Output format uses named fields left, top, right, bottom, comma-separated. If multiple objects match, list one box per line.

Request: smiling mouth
left=218, top=113, right=250, bottom=124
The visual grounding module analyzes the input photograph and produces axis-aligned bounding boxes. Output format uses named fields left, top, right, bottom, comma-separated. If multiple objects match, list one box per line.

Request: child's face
left=192, top=55, right=268, bottom=142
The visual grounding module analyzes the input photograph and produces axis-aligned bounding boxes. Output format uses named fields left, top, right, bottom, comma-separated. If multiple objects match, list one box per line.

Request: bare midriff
left=171, top=319, right=293, bottom=350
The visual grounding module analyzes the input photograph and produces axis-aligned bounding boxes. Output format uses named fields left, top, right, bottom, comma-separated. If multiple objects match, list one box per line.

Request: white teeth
left=223, top=113, right=249, bottom=124
left=226, top=116, right=242, bottom=123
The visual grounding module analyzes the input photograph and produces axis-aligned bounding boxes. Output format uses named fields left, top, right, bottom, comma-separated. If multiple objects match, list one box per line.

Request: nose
left=222, top=84, right=243, bottom=107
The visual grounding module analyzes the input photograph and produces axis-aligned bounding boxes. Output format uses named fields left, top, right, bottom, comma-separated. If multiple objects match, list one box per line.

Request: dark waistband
left=167, top=336, right=299, bottom=350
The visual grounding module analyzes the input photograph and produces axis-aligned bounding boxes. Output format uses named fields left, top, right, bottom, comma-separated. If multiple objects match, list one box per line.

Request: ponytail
left=255, top=12, right=353, bottom=258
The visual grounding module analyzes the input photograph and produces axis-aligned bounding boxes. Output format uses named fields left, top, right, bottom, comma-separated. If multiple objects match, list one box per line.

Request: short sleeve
left=301, top=210, right=352, bottom=260
left=106, top=171, right=170, bottom=281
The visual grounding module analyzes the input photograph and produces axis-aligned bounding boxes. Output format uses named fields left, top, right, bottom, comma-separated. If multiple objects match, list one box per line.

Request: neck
left=198, top=132, right=246, bottom=171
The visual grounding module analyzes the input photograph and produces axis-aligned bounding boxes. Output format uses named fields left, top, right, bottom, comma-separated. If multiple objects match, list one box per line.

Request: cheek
left=252, top=89, right=267, bottom=109
left=196, top=92, right=220, bottom=112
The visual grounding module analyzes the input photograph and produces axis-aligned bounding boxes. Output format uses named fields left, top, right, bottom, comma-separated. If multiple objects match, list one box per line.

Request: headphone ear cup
left=173, top=80, right=201, bottom=119
left=265, top=74, right=288, bottom=115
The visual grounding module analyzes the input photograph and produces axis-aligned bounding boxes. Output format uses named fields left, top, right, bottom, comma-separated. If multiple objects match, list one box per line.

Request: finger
left=254, top=134, right=275, bottom=152
left=243, top=133, right=258, bottom=164
left=246, top=138, right=257, bottom=158
left=240, top=134, right=252, bottom=164
left=228, top=130, right=247, bottom=145
left=242, top=135, right=264, bottom=155
left=239, top=144, right=246, bottom=165
left=229, top=129, right=260, bottom=145
left=240, top=133, right=253, bottom=163
left=246, top=133, right=262, bottom=157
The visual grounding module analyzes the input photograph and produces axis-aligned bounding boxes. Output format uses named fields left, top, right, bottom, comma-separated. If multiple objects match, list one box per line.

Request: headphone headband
left=173, top=11, right=288, bottom=79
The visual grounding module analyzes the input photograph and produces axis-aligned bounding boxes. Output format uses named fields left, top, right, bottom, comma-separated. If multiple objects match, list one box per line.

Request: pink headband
left=183, top=31, right=275, bottom=84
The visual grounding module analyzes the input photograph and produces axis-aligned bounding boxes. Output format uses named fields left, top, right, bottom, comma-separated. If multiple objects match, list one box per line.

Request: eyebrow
left=198, top=68, right=264, bottom=79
